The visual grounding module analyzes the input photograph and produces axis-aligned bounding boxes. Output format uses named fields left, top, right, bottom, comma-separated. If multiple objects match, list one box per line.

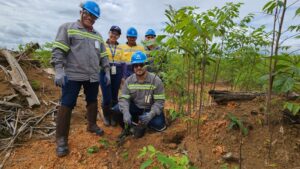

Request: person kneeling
left=113, top=51, right=166, bottom=138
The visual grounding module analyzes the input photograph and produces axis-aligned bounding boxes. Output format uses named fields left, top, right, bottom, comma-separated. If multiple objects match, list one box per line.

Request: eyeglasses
left=145, top=35, right=155, bottom=39
left=83, top=10, right=98, bottom=20
left=133, top=63, right=145, bottom=68
left=127, top=36, right=137, bottom=39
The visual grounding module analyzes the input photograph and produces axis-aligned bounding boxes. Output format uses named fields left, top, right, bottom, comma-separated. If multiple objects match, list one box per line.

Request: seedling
left=87, top=146, right=99, bottom=154
left=227, top=113, right=248, bottom=136
left=121, top=151, right=129, bottom=160
left=167, top=109, right=182, bottom=121
left=98, top=138, right=109, bottom=148
left=284, top=102, right=300, bottom=116
left=138, top=145, right=196, bottom=169
left=30, top=80, right=40, bottom=91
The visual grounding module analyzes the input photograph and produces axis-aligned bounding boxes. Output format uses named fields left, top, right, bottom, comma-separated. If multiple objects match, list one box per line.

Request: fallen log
left=0, top=50, right=40, bottom=108
left=209, top=90, right=265, bottom=105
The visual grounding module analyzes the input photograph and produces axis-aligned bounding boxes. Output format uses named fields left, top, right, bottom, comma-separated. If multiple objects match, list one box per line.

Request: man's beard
left=136, top=70, right=146, bottom=77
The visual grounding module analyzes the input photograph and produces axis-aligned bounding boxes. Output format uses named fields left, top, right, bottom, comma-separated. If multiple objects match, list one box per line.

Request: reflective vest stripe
left=53, top=41, right=70, bottom=52
left=153, top=94, right=165, bottom=100
left=67, top=29, right=103, bottom=42
left=120, top=95, right=130, bottom=99
left=128, top=84, right=156, bottom=90
left=101, top=51, right=108, bottom=57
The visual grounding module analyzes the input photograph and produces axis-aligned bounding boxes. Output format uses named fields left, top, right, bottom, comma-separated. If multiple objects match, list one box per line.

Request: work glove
left=139, top=111, right=156, bottom=125
left=123, top=111, right=132, bottom=125
left=104, top=71, right=111, bottom=86
left=54, top=67, right=67, bottom=87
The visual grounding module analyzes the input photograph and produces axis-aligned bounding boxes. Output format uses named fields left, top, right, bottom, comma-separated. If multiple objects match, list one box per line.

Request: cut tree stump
left=209, top=90, right=265, bottom=105
left=0, top=50, right=40, bottom=108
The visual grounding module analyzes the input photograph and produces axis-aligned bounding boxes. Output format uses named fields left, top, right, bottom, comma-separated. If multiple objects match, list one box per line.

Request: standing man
left=99, top=26, right=124, bottom=126
left=119, top=27, right=144, bottom=78
left=143, top=29, right=160, bottom=73
left=144, top=29, right=160, bottom=51
left=51, top=1, right=110, bottom=157
left=113, top=51, right=167, bottom=138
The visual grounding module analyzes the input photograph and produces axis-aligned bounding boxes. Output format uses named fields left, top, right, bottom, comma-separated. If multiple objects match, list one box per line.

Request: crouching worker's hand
left=139, top=111, right=156, bottom=125
left=123, top=111, right=132, bottom=125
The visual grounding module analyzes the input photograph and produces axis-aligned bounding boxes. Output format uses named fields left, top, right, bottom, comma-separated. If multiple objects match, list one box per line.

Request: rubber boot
left=86, top=102, right=104, bottom=136
left=56, top=105, right=72, bottom=157
left=110, top=101, right=118, bottom=126
left=102, top=105, right=111, bottom=126
left=111, top=105, right=124, bottom=128
left=110, top=115, right=117, bottom=127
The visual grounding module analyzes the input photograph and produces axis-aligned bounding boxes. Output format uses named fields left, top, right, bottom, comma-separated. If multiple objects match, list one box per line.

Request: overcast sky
left=0, top=0, right=299, bottom=51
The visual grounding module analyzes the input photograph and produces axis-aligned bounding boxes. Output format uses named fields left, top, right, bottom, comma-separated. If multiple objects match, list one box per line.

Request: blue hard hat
left=82, top=1, right=100, bottom=18
left=131, top=51, right=148, bottom=64
left=145, top=29, right=156, bottom=37
left=127, top=27, right=138, bottom=37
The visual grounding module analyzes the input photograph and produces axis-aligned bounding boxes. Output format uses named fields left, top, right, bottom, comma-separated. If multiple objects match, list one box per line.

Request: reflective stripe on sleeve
left=53, top=41, right=70, bottom=52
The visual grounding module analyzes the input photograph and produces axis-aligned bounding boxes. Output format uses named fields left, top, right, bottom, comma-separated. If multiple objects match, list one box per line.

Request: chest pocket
left=70, top=36, right=84, bottom=45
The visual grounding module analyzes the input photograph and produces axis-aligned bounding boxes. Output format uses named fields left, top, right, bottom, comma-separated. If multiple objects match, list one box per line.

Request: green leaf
left=292, top=106, right=300, bottom=116
left=178, top=155, right=189, bottom=165
left=98, top=138, right=109, bottom=148
left=263, top=1, right=276, bottom=14
left=140, top=159, right=153, bottom=169
left=281, top=77, right=295, bottom=92
left=241, top=125, right=249, bottom=135
left=157, top=153, right=177, bottom=167
left=284, top=102, right=294, bottom=111
left=121, top=151, right=129, bottom=160
left=228, top=122, right=236, bottom=130
left=138, top=147, right=148, bottom=158
left=295, top=7, right=300, bottom=17
left=288, top=25, right=300, bottom=32
left=156, top=35, right=167, bottom=43
left=277, top=0, right=284, bottom=7
left=87, top=146, right=99, bottom=154
left=285, top=102, right=300, bottom=116
left=148, top=145, right=156, bottom=153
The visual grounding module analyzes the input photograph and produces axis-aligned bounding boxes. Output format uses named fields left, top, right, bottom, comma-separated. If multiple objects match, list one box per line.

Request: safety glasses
left=83, top=10, right=98, bottom=20
left=145, top=35, right=155, bottom=39
left=133, top=63, right=145, bottom=68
